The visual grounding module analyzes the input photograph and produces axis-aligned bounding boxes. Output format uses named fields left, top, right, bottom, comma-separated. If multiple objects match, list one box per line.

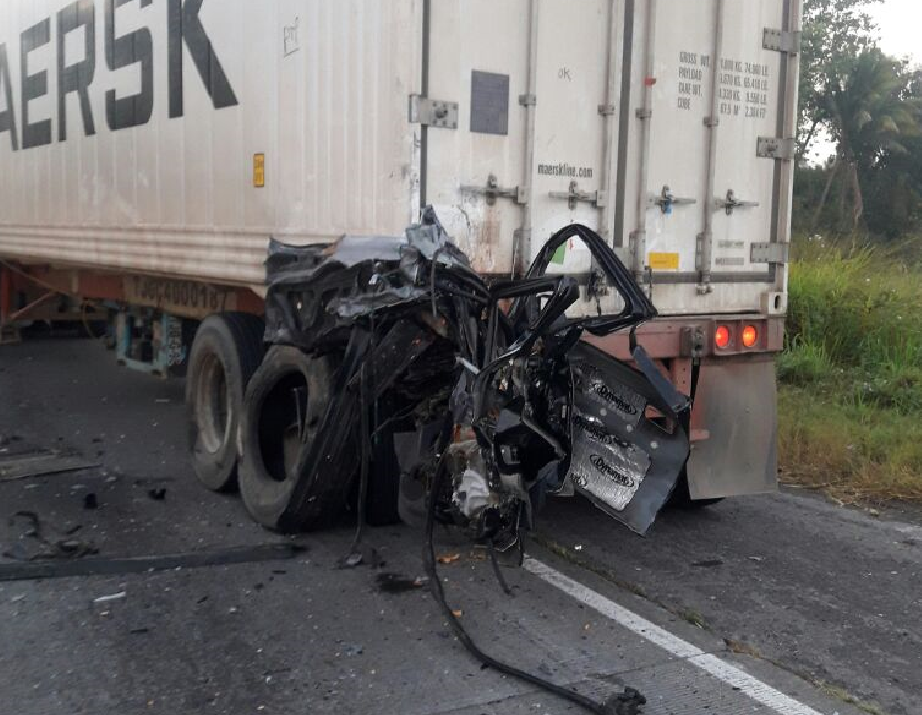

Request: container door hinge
left=460, top=174, right=524, bottom=206
left=763, top=28, right=801, bottom=55
left=519, top=94, right=537, bottom=107
left=715, top=189, right=760, bottom=215
left=408, top=95, right=459, bottom=129
left=751, top=242, right=789, bottom=265
left=757, top=137, right=796, bottom=161
left=649, top=185, right=696, bottom=214
left=549, top=181, right=604, bottom=210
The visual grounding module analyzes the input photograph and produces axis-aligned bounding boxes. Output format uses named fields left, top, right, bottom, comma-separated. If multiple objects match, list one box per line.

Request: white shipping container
left=0, top=0, right=799, bottom=317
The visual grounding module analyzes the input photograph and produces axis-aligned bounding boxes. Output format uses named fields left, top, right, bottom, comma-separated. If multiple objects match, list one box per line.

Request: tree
left=798, top=0, right=883, bottom=159
left=860, top=70, right=922, bottom=240
left=817, top=51, right=919, bottom=229
left=797, top=0, right=922, bottom=235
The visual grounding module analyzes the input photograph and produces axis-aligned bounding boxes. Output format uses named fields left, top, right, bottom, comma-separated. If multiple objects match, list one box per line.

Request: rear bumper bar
left=582, top=314, right=784, bottom=360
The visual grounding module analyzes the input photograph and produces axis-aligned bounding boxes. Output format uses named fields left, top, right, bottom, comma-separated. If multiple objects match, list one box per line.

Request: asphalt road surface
left=0, top=336, right=918, bottom=715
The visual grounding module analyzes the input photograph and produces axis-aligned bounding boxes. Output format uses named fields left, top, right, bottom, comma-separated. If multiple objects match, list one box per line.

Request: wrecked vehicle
left=234, top=212, right=691, bottom=713
left=1, top=0, right=796, bottom=516
left=236, top=210, right=694, bottom=544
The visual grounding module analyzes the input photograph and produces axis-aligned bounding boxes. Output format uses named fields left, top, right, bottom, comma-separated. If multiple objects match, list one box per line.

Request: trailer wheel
left=186, top=313, right=265, bottom=492
left=239, top=346, right=353, bottom=532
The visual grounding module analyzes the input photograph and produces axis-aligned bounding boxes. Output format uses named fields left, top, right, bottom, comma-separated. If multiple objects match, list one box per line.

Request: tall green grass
left=786, top=243, right=922, bottom=372
left=779, top=238, right=922, bottom=501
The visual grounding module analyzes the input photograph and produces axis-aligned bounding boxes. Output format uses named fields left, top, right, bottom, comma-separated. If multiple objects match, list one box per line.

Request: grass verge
left=778, top=386, right=922, bottom=503
left=778, top=239, right=922, bottom=504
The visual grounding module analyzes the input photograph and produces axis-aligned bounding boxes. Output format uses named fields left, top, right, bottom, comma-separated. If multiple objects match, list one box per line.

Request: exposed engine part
left=259, top=207, right=693, bottom=540
left=257, top=208, right=699, bottom=714
left=454, top=468, right=491, bottom=518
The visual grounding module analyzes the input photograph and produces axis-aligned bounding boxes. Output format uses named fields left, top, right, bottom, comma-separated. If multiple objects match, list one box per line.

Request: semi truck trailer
left=0, top=0, right=802, bottom=526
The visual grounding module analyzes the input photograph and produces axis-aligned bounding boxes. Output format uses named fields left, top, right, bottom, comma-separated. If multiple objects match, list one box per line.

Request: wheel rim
left=197, top=352, right=231, bottom=454
left=257, top=372, right=309, bottom=483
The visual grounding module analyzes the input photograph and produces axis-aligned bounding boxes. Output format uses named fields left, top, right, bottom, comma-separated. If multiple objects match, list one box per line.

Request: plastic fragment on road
left=93, top=591, right=127, bottom=604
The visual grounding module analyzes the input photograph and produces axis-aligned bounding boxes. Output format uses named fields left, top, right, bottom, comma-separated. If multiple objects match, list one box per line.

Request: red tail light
left=742, top=325, right=759, bottom=348
left=715, top=325, right=731, bottom=349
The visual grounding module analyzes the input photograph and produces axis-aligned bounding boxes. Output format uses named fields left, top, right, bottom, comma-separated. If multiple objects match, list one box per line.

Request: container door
left=423, top=0, right=530, bottom=276
left=710, top=0, right=787, bottom=282
left=640, top=0, right=717, bottom=278
left=528, top=0, right=613, bottom=273
left=424, top=0, right=616, bottom=283
left=629, top=0, right=795, bottom=314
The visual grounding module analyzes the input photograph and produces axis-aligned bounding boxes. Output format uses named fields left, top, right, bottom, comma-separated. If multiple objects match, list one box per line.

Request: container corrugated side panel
left=0, top=0, right=421, bottom=287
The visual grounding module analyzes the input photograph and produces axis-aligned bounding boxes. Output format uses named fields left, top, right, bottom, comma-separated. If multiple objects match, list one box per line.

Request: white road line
left=524, top=558, right=828, bottom=715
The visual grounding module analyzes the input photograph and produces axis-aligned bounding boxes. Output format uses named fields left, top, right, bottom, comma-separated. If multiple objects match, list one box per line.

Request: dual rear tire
left=187, top=315, right=400, bottom=531
left=186, top=313, right=265, bottom=492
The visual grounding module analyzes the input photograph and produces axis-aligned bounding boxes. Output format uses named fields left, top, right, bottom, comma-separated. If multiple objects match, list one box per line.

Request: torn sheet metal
left=259, top=210, right=692, bottom=540
left=569, top=343, right=691, bottom=535
left=569, top=410, right=652, bottom=512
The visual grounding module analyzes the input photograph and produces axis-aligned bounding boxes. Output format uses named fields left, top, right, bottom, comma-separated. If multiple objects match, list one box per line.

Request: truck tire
left=186, top=313, right=265, bottom=492
left=239, top=346, right=354, bottom=532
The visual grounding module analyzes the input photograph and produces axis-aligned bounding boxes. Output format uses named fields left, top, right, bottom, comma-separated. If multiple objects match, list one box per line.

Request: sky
left=871, top=0, right=920, bottom=62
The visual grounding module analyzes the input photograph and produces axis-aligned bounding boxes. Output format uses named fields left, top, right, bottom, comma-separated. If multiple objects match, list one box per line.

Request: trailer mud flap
left=568, top=342, right=691, bottom=535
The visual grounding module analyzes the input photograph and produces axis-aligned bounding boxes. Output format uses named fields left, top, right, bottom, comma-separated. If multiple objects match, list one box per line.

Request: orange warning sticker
left=648, top=252, right=680, bottom=271
left=253, top=154, right=265, bottom=188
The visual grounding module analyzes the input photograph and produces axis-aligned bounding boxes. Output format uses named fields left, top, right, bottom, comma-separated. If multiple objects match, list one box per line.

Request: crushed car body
left=248, top=209, right=694, bottom=542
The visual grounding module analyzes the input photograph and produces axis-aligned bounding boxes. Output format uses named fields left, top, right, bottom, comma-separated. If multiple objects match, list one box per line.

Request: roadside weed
left=779, top=240, right=922, bottom=503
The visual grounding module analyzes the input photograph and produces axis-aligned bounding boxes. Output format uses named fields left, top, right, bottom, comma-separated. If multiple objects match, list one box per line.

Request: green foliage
left=797, top=0, right=922, bottom=236
left=777, top=340, right=833, bottom=386
left=799, top=0, right=883, bottom=157
left=825, top=50, right=919, bottom=165
left=779, top=386, right=922, bottom=501
left=806, top=52, right=920, bottom=232
left=786, top=242, right=922, bottom=371
left=779, top=242, right=922, bottom=501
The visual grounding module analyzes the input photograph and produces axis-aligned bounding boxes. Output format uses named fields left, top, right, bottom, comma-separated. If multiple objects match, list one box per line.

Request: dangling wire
left=423, top=455, right=622, bottom=715
left=342, top=308, right=380, bottom=565
left=345, top=361, right=370, bottom=562
left=487, top=538, right=514, bottom=598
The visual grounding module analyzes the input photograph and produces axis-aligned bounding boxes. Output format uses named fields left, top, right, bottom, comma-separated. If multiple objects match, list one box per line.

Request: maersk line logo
left=0, top=0, right=238, bottom=151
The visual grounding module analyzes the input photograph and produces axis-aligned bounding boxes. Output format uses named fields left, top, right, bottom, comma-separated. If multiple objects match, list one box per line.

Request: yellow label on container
left=648, top=252, right=680, bottom=271
left=253, top=154, right=265, bottom=188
